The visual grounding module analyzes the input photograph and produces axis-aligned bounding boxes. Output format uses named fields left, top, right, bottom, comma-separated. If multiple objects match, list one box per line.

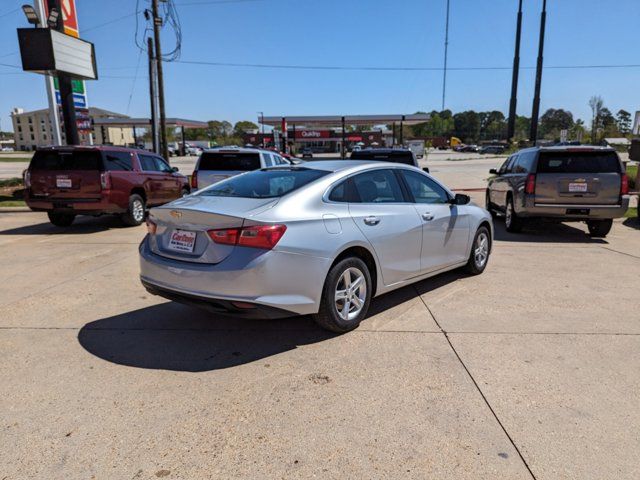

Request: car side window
left=263, top=153, right=274, bottom=167
left=139, top=154, right=159, bottom=172
left=153, top=156, right=173, bottom=173
left=500, top=155, right=517, bottom=174
left=351, top=169, right=405, bottom=203
left=103, top=151, right=133, bottom=171
left=401, top=170, right=450, bottom=204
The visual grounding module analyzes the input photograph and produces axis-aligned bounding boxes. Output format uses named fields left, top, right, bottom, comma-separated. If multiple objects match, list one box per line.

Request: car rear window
left=198, top=152, right=261, bottom=171
left=350, top=150, right=415, bottom=165
left=198, top=168, right=329, bottom=199
left=537, top=151, right=620, bottom=174
left=30, top=150, right=102, bottom=171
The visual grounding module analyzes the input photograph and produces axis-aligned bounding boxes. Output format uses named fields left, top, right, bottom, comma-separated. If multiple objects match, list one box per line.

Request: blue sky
left=1, top=0, right=639, bottom=132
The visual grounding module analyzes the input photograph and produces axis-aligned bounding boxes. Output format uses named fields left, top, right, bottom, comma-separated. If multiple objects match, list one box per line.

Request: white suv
left=191, top=148, right=290, bottom=190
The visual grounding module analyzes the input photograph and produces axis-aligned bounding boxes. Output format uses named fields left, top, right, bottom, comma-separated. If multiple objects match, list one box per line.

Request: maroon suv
left=24, top=146, right=189, bottom=227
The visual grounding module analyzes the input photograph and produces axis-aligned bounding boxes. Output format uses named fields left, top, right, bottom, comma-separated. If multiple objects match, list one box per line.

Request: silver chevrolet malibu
left=139, top=161, right=493, bottom=332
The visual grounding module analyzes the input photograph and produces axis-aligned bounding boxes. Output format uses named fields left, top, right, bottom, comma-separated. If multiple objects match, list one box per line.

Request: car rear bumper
left=520, top=195, right=630, bottom=219
left=139, top=236, right=331, bottom=317
left=25, top=194, right=126, bottom=214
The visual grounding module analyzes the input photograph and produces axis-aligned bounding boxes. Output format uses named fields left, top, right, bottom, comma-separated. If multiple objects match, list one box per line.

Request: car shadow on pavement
left=622, top=217, right=639, bottom=230
left=0, top=215, right=136, bottom=235
left=78, top=302, right=337, bottom=372
left=78, top=271, right=465, bottom=373
left=492, top=218, right=607, bottom=244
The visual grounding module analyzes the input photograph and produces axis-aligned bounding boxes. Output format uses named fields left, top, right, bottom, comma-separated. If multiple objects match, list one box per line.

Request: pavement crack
left=414, top=285, right=538, bottom=480
left=600, top=246, right=640, bottom=260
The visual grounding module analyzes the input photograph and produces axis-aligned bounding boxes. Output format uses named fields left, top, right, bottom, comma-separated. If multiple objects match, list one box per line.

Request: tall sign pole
left=34, top=0, right=62, bottom=145
left=151, top=0, right=168, bottom=160
left=507, top=0, right=523, bottom=142
left=47, top=0, right=79, bottom=145
left=530, top=0, right=547, bottom=145
left=441, top=0, right=451, bottom=111
left=147, top=37, right=159, bottom=154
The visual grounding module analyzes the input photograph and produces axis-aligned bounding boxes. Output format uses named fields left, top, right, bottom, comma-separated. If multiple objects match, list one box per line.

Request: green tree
left=207, top=120, right=233, bottom=138
left=589, top=95, right=604, bottom=144
left=539, top=108, right=574, bottom=139
left=616, top=109, right=632, bottom=135
left=453, top=111, right=481, bottom=142
left=233, top=121, right=259, bottom=137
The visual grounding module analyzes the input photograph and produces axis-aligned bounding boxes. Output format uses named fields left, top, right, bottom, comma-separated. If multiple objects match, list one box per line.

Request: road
left=1, top=173, right=639, bottom=478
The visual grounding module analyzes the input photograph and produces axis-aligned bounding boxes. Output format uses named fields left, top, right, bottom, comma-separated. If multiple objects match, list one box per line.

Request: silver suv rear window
left=198, top=152, right=260, bottom=171
left=536, top=151, right=620, bottom=174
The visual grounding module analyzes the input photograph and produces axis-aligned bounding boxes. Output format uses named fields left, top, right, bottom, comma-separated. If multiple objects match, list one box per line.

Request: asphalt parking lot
left=1, top=165, right=639, bottom=479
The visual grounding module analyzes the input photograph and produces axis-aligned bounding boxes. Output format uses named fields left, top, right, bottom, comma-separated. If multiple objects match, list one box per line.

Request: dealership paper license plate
left=168, top=229, right=197, bottom=253
left=56, top=177, right=72, bottom=188
left=568, top=182, right=588, bottom=193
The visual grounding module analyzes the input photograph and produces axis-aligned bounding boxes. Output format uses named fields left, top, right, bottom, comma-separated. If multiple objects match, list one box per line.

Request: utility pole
left=48, top=0, right=79, bottom=145
left=441, top=0, right=451, bottom=111
left=151, top=0, right=168, bottom=160
left=530, top=0, right=547, bottom=145
left=507, top=0, right=523, bottom=142
left=147, top=37, right=159, bottom=154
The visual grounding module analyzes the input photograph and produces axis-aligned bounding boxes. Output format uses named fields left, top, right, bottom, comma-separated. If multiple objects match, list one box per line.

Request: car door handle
left=364, top=216, right=380, bottom=226
left=422, top=212, right=434, bottom=221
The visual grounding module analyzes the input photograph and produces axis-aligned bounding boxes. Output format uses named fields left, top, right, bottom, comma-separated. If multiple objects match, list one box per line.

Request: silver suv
left=191, top=147, right=290, bottom=190
left=486, top=146, right=630, bottom=238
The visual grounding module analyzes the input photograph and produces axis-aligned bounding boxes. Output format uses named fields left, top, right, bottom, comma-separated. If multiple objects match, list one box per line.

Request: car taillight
left=525, top=173, right=536, bottom=194
left=146, top=218, right=157, bottom=235
left=207, top=225, right=287, bottom=250
left=621, top=173, right=629, bottom=195
left=190, top=173, right=198, bottom=190
left=207, top=228, right=240, bottom=245
left=100, top=172, right=111, bottom=190
left=23, top=170, right=31, bottom=188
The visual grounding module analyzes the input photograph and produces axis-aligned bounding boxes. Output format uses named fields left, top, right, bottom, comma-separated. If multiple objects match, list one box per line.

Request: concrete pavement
left=1, top=186, right=639, bottom=479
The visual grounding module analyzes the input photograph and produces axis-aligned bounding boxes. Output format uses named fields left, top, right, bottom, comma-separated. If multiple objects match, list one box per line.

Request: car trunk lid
left=148, top=195, right=278, bottom=264
left=534, top=150, right=622, bottom=205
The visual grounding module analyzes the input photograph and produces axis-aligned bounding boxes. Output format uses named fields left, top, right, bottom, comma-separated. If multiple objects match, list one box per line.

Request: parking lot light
left=21, top=5, right=40, bottom=25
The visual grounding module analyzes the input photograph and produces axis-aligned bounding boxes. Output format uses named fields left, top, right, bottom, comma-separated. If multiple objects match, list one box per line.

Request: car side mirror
left=422, top=167, right=430, bottom=174
left=489, top=168, right=498, bottom=175
left=171, top=166, right=179, bottom=173
left=451, top=193, right=471, bottom=206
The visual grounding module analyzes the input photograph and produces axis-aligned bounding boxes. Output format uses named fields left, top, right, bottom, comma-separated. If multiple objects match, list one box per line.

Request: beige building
left=10, top=107, right=135, bottom=151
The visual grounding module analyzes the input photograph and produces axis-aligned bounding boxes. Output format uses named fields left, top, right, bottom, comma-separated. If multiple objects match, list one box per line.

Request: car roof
left=35, top=145, right=154, bottom=154
left=518, top=145, right=616, bottom=153
left=353, top=148, right=411, bottom=154
left=203, top=146, right=269, bottom=154
left=277, top=160, right=416, bottom=174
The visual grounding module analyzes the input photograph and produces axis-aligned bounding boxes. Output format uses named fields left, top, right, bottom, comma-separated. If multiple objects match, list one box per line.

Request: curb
left=0, top=207, right=31, bottom=213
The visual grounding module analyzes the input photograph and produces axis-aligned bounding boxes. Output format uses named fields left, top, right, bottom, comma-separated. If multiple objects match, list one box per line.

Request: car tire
left=587, top=219, right=613, bottom=238
left=312, top=257, right=372, bottom=333
left=505, top=197, right=522, bottom=233
left=485, top=191, right=497, bottom=218
left=47, top=211, right=75, bottom=227
left=121, top=194, right=146, bottom=226
left=465, top=225, right=491, bottom=275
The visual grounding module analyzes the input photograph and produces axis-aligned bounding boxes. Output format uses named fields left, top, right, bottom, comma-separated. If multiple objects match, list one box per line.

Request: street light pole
left=441, top=0, right=451, bottom=111
left=530, top=0, right=547, bottom=145
left=151, top=0, right=168, bottom=160
left=507, top=0, right=523, bottom=142
left=258, top=111, right=264, bottom=146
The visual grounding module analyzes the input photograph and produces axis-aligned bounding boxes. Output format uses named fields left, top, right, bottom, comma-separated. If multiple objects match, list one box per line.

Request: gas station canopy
left=259, top=114, right=430, bottom=127
left=92, top=117, right=208, bottom=129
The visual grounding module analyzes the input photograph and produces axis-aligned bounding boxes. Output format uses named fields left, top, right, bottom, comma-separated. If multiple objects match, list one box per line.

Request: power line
left=0, top=7, right=20, bottom=19
left=173, top=59, right=640, bottom=72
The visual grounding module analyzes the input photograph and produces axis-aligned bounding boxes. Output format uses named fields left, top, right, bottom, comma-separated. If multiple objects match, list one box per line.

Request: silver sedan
left=139, top=161, right=493, bottom=332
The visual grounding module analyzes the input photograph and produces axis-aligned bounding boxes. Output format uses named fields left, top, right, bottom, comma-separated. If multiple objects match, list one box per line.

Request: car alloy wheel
left=474, top=231, right=489, bottom=268
left=334, top=267, right=367, bottom=321
left=132, top=199, right=145, bottom=223
left=505, top=202, right=513, bottom=228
